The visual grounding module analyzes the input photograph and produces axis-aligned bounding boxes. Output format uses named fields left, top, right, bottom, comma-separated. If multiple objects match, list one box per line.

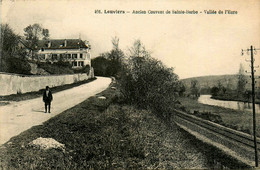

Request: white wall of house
left=37, top=48, right=91, bottom=68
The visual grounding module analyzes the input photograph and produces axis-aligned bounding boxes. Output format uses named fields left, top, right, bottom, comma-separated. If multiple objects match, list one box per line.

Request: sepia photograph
left=0, top=0, right=260, bottom=169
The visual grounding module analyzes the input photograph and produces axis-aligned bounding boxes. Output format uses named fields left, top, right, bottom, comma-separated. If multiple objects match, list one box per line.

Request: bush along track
left=0, top=81, right=250, bottom=169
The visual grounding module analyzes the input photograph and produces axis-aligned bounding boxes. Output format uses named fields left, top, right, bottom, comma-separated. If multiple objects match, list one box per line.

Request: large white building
left=35, top=39, right=91, bottom=68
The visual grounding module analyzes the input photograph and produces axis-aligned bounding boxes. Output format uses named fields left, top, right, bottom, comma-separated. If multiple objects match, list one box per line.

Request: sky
left=1, top=0, right=260, bottom=79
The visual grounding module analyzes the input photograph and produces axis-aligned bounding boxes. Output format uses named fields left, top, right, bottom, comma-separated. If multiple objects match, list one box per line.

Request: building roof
left=37, top=39, right=90, bottom=50
left=18, top=38, right=33, bottom=50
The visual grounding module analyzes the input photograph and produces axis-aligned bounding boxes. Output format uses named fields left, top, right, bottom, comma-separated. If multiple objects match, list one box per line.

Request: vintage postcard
left=0, top=0, right=260, bottom=169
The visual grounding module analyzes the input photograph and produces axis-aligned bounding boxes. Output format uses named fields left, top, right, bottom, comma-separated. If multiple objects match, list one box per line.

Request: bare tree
left=129, top=40, right=150, bottom=58
left=111, top=36, right=119, bottom=50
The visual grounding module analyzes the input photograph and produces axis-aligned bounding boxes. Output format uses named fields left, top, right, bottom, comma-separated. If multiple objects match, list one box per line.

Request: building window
left=78, top=61, right=84, bottom=67
left=59, top=54, right=64, bottom=60
left=73, top=61, right=77, bottom=66
left=66, top=54, right=71, bottom=59
left=52, top=54, right=58, bottom=60
left=72, top=54, right=77, bottom=59
left=80, top=53, right=83, bottom=58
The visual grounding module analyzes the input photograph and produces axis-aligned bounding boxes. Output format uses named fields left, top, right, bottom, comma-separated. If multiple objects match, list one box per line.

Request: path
left=0, top=77, right=111, bottom=145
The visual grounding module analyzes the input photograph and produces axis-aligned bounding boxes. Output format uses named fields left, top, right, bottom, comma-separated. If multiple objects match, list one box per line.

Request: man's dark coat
left=43, top=90, right=53, bottom=103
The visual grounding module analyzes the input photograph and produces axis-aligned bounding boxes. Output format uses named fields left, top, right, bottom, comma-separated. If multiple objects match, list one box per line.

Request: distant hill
left=181, top=74, right=256, bottom=90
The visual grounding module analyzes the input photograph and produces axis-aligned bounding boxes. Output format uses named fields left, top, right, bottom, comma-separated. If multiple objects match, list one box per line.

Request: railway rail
left=173, top=109, right=260, bottom=167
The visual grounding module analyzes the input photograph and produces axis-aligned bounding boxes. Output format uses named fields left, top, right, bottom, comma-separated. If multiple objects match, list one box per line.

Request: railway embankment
left=174, top=109, right=259, bottom=167
left=0, top=81, right=250, bottom=169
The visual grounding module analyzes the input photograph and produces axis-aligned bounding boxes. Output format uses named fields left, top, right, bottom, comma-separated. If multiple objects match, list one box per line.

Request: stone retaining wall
left=0, top=68, right=94, bottom=96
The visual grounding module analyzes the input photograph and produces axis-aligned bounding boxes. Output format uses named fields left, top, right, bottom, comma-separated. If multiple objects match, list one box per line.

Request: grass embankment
left=0, top=77, right=96, bottom=103
left=0, top=82, right=246, bottom=169
left=178, top=97, right=260, bottom=137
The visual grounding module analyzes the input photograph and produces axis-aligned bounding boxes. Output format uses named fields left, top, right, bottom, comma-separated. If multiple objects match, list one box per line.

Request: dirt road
left=0, top=77, right=111, bottom=145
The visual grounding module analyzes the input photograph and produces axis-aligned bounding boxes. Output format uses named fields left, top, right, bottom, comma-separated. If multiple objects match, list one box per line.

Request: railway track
left=173, top=109, right=260, bottom=167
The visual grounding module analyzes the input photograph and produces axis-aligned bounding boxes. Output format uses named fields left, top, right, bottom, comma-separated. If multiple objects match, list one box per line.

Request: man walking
left=43, top=86, right=53, bottom=113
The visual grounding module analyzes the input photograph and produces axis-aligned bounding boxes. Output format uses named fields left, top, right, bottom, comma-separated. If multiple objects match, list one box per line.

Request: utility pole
left=242, top=45, right=259, bottom=167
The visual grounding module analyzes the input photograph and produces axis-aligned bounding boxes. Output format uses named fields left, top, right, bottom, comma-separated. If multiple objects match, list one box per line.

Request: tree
left=190, top=80, right=200, bottom=98
left=119, top=40, right=181, bottom=120
left=217, top=80, right=227, bottom=95
left=237, top=64, right=247, bottom=96
left=1, top=24, right=20, bottom=56
left=0, top=24, right=29, bottom=73
left=91, top=56, right=111, bottom=76
left=211, top=86, right=220, bottom=96
left=226, top=78, right=233, bottom=90
left=178, top=83, right=186, bottom=97
left=42, top=29, right=50, bottom=40
left=129, top=39, right=150, bottom=58
left=24, top=23, right=50, bottom=58
left=24, top=24, right=42, bottom=48
left=107, top=36, right=125, bottom=77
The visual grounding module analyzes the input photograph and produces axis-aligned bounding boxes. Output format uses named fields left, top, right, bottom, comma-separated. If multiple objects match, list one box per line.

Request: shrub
left=119, top=55, right=181, bottom=120
left=37, top=62, right=74, bottom=74
left=73, top=65, right=90, bottom=74
left=3, top=56, right=32, bottom=75
left=91, top=56, right=111, bottom=76
left=55, top=60, right=72, bottom=68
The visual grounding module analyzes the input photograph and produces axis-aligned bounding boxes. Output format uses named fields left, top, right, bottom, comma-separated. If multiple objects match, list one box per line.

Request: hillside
left=181, top=74, right=255, bottom=90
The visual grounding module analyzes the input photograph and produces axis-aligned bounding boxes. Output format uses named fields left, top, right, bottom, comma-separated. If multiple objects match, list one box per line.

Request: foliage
left=190, top=80, right=200, bottom=98
left=24, top=23, right=49, bottom=48
left=24, top=23, right=49, bottom=59
left=91, top=37, right=124, bottom=77
left=1, top=24, right=21, bottom=56
left=3, top=56, right=32, bottom=75
left=211, top=86, right=220, bottom=96
left=178, top=83, right=186, bottom=96
left=119, top=40, right=180, bottom=120
left=56, top=59, right=72, bottom=68
left=42, top=29, right=50, bottom=40
left=200, top=87, right=211, bottom=95
left=0, top=24, right=29, bottom=73
left=73, top=65, right=91, bottom=74
left=0, top=82, right=230, bottom=169
left=211, top=64, right=250, bottom=102
left=237, top=64, right=247, bottom=95
left=91, top=56, right=111, bottom=76
left=37, top=62, right=74, bottom=75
